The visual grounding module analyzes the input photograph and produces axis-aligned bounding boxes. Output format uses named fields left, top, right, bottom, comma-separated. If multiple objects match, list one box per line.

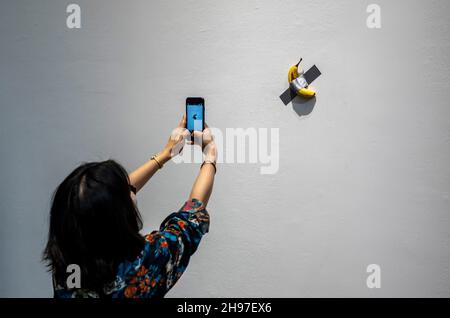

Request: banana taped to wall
left=279, top=58, right=322, bottom=105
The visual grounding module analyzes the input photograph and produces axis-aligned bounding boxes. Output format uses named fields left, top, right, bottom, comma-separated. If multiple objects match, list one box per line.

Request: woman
left=43, top=115, right=216, bottom=298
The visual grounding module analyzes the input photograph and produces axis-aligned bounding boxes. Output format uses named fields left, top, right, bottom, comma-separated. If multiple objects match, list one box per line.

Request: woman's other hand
left=192, top=123, right=217, bottom=163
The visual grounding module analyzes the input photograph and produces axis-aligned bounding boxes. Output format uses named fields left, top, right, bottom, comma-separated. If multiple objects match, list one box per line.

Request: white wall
left=1, top=0, right=449, bottom=297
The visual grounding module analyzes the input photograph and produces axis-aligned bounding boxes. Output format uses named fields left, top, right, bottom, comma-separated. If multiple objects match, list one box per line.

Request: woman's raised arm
left=188, top=125, right=217, bottom=206
left=128, top=115, right=190, bottom=193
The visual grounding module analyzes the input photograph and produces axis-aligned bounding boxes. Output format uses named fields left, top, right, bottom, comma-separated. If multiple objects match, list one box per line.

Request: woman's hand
left=192, top=123, right=217, bottom=163
left=162, top=115, right=191, bottom=159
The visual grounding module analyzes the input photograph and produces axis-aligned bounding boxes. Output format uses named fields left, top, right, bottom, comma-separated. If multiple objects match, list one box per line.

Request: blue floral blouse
left=54, top=198, right=210, bottom=298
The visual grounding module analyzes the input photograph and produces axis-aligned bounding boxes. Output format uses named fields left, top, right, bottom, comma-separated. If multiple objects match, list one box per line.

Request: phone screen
left=186, top=98, right=204, bottom=133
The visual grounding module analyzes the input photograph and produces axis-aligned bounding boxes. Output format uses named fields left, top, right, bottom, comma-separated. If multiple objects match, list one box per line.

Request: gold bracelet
left=201, top=161, right=217, bottom=174
left=151, top=154, right=163, bottom=169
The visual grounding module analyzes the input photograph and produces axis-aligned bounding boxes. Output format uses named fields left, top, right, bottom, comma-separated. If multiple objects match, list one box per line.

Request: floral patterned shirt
left=54, top=198, right=210, bottom=298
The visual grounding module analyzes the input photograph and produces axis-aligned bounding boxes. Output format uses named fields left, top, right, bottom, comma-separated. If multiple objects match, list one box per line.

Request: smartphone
left=186, top=97, right=205, bottom=135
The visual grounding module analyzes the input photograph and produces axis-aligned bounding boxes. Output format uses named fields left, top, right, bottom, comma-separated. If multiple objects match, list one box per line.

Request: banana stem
left=296, top=58, right=302, bottom=67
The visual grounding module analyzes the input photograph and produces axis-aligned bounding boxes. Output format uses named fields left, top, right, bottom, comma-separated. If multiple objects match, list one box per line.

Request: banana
left=288, top=58, right=316, bottom=98
left=287, top=58, right=302, bottom=82
left=288, top=65, right=299, bottom=82
left=298, top=87, right=316, bottom=97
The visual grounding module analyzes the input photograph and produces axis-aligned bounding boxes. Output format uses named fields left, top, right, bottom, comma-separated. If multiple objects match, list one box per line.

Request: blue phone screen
left=186, top=104, right=204, bottom=132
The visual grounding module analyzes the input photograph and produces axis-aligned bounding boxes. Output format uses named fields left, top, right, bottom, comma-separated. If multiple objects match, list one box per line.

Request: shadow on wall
left=292, top=96, right=316, bottom=117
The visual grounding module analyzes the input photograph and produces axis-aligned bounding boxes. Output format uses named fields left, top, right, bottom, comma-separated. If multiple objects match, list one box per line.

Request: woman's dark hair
left=43, top=160, right=144, bottom=294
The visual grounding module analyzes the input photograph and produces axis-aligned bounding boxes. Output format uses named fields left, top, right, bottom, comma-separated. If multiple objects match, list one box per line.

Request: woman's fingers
left=181, top=128, right=191, bottom=139
left=189, top=130, right=202, bottom=147
left=184, top=125, right=215, bottom=147
left=181, top=128, right=191, bottom=145
left=192, top=130, right=203, bottom=138
left=170, top=127, right=188, bottom=139
left=203, top=129, right=212, bottom=143
left=203, top=124, right=214, bottom=142
left=178, top=114, right=186, bottom=128
left=192, top=130, right=203, bottom=144
left=171, top=127, right=183, bottom=140
left=170, top=128, right=190, bottom=155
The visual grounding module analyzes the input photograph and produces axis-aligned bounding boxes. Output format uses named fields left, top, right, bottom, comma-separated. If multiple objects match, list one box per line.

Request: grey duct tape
left=303, top=65, right=321, bottom=85
left=279, top=87, right=297, bottom=105
left=279, top=65, right=321, bottom=105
